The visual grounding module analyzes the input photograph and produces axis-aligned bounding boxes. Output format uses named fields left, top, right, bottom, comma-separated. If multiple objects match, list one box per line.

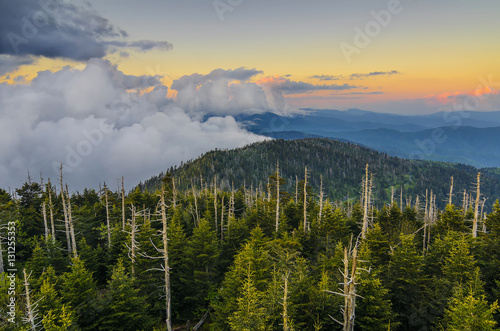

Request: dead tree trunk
left=213, top=177, right=218, bottom=233
left=130, top=204, right=137, bottom=275
left=42, top=203, right=49, bottom=243
left=276, top=162, right=281, bottom=232
left=423, top=190, right=428, bottom=253
left=391, top=186, right=394, bottom=206
left=220, top=196, right=225, bottom=242
left=59, top=165, right=71, bottom=255
left=427, top=192, right=434, bottom=250
left=462, top=189, right=467, bottom=215
left=303, top=166, right=308, bottom=232
left=192, top=181, right=200, bottom=226
left=160, top=187, right=172, bottom=331
left=361, top=164, right=370, bottom=239
left=229, top=183, right=235, bottom=221
left=473, top=173, right=481, bottom=238
left=23, top=269, right=39, bottom=330
left=121, top=177, right=126, bottom=230
left=319, top=175, right=324, bottom=223
left=172, top=177, right=177, bottom=209
left=448, top=176, right=454, bottom=206
left=47, top=178, right=55, bottom=242
left=103, top=182, right=111, bottom=249
left=65, top=184, right=77, bottom=258
left=326, top=246, right=361, bottom=331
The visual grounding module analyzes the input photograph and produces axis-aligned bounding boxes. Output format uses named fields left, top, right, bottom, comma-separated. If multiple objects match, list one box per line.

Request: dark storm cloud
left=0, top=0, right=171, bottom=61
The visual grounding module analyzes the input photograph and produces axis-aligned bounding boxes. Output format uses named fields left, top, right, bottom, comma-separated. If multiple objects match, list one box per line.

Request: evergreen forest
left=1, top=138, right=499, bottom=330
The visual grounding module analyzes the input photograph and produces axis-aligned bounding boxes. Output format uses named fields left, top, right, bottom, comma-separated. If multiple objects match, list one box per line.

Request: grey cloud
left=171, top=68, right=294, bottom=116
left=261, top=77, right=358, bottom=94
left=349, top=71, right=400, bottom=79
left=205, top=67, right=263, bottom=82
left=0, top=59, right=266, bottom=191
left=310, top=74, right=343, bottom=81
left=0, top=0, right=171, bottom=61
left=106, top=40, right=173, bottom=52
left=310, top=71, right=400, bottom=81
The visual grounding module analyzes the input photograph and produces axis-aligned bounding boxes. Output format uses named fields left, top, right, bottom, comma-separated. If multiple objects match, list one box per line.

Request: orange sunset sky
left=2, top=0, right=499, bottom=114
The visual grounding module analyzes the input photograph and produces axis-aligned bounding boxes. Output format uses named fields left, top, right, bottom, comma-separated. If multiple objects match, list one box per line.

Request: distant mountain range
left=235, top=109, right=500, bottom=168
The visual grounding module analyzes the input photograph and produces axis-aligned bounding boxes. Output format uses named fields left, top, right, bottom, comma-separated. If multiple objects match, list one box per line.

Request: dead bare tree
left=192, top=180, right=200, bottom=225
left=473, top=173, right=481, bottom=238
left=276, top=161, right=281, bottom=232
left=303, top=166, right=308, bottom=232
left=65, top=184, right=77, bottom=258
left=220, top=196, right=225, bottom=242
left=47, top=178, right=55, bottom=242
left=160, top=186, right=173, bottom=331
left=23, top=269, right=42, bottom=330
left=318, top=175, right=324, bottom=223
left=462, top=189, right=469, bottom=215
left=214, top=177, right=218, bottom=232
left=448, top=176, right=454, bottom=206
left=172, top=177, right=177, bottom=209
left=125, top=204, right=139, bottom=275
left=42, top=202, right=49, bottom=243
left=361, top=164, right=370, bottom=239
left=325, top=242, right=367, bottom=331
left=423, top=190, right=428, bottom=253
left=59, top=165, right=71, bottom=255
left=103, top=182, right=111, bottom=249
left=121, top=177, right=126, bottom=230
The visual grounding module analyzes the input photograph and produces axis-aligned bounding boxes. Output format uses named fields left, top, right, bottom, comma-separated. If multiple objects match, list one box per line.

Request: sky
left=0, top=0, right=499, bottom=190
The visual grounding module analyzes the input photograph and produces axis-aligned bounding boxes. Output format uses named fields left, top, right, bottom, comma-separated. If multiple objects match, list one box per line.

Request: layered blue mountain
left=235, top=109, right=500, bottom=168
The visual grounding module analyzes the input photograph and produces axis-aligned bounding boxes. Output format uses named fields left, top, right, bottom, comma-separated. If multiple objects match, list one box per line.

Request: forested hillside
left=140, top=138, right=500, bottom=210
left=1, top=138, right=499, bottom=330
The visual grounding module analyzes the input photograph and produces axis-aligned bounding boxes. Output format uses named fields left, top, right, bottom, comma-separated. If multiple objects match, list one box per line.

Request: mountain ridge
left=139, top=138, right=500, bottom=209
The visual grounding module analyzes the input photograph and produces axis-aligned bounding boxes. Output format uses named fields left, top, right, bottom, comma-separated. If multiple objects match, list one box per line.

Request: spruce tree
left=98, top=259, right=154, bottom=330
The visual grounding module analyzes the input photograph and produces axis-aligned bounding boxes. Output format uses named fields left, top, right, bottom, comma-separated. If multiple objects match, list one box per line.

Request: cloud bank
left=0, top=60, right=268, bottom=191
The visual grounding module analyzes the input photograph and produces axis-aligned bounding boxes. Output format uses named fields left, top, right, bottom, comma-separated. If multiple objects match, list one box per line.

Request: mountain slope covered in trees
left=140, top=138, right=500, bottom=209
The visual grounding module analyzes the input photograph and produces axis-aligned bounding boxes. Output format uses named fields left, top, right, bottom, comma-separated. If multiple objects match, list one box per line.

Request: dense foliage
left=139, top=139, right=500, bottom=210
left=1, top=139, right=499, bottom=330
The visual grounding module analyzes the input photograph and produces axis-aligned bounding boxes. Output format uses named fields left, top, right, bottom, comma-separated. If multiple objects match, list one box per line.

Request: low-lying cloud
left=0, top=60, right=268, bottom=191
